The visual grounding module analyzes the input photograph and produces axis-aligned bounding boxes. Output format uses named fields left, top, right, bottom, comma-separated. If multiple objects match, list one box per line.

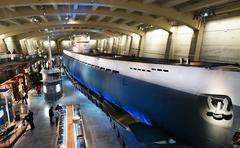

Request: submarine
left=63, top=49, right=240, bottom=148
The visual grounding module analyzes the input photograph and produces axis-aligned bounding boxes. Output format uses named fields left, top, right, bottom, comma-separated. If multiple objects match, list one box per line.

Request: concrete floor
left=13, top=76, right=122, bottom=148
left=13, top=91, right=56, bottom=148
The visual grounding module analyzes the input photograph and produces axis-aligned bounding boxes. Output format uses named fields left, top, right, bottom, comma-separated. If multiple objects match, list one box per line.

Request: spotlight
left=30, top=17, right=41, bottom=25
left=137, top=24, right=155, bottom=31
left=193, top=7, right=215, bottom=22
left=204, top=12, right=208, bottom=17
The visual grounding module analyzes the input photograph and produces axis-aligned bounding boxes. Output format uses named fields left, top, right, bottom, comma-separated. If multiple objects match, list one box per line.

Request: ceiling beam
left=16, top=29, right=112, bottom=40
left=143, top=0, right=156, bottom=4
left=215, top=2, right=240, bottom=14
left=23, top=17, right=31, bottom=22
left=180, top=0, right=231, bottom=12
left=131, top=22, right=144, bottom=27
left=161, top=0, right=190, bottom=7
left=0, top=0, right=198, bottom=29
left=57, top=15, right=62, bottom=21
left=0, top=8, right=172, bottom=32
left=53, top=4, right=58, bottom=10
left=109, top=17, right=120, bottom=23
left=6, top=19, right=21, bottom=25
left=97, top=16, right=105, bottom=22
left=30, top=5, right=37, bottom=11
left=208, top=9, right=240, bottom=21
left=92, top=6, right=98, bottom=11
left=120, top=20, right=132, bottom=24
left=27, top=31, right=109, bottom=40
left=110, top=7, right=117, bottom=12
left=0, top=21, right=143, bottom=38
left=7, top=7, right=16, bottom=12
left=126, top=9, right=134, bottom=14
left=40, top=15, right=48, bottom=22
left=84, top=15, right=91, bottom=21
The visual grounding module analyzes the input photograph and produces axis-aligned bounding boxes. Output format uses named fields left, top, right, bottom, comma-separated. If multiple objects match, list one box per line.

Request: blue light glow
left=102, top=93, right=121, bottom=108
left=65, top=57, right=152, bottom=126
left=74, top=110, right=81, bottom=148
left=77, top=3, right=103, bottom=7
left=121, top=106, right=152, bottom=126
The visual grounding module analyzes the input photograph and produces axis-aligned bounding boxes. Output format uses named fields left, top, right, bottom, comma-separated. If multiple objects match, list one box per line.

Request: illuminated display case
left=0, top=89, right=13, bottom=126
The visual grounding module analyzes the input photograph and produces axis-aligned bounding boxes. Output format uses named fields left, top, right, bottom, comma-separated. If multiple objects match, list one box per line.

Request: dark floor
left=13, top=76, right=121, bottom=148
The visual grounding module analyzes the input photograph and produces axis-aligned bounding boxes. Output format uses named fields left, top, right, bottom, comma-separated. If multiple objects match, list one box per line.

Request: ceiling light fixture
left=30, top=17, right=41, bottom=25
left=137, top=24, right=155, bottom=31
left=193, top=7, right=215, bottom=22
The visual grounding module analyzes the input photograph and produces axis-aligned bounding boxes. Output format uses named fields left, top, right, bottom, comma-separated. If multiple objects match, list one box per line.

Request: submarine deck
left=68, top=50, right=240, bottom=71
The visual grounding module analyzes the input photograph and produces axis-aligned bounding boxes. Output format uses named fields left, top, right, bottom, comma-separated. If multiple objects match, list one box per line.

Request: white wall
left=141, top=29, right=169, bottom=58
left=43, top=40, right=57, bottom=54
left=26, top=40, right=36, bottom=55
left=97, top=39, right=105, bottom=52
left=129, top=33, right=141, bottom=56
left=4, top=37, right=17, bottom=54
left=200, top=16, right=240, bottom=63
left=19, top=39, right=28, bottom=55
left=131, top=33, right=141, bottom=49
left=60, top=40, right=72, bottom=50
left=112, top=37, right=120, bottom=54
left=0, top=38, right=7, bottom=53
left=119, top=35, right=131, bottom=55
left=171, top=26, right=193, bottom=59
left=90, top=40, right=97, bottom=49
left=106, top=38, right=113, bottom=53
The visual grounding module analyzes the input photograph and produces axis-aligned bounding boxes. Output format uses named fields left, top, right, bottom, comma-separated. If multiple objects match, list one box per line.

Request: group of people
left=49, top=105, right=62, bottom=126
left=22, top=104, right=63, bottom=130
left=16, top=86, right=63, bottom=131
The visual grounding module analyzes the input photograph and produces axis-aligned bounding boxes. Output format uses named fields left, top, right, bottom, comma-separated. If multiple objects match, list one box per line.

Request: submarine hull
left=63, top=53, right=240, bottom=148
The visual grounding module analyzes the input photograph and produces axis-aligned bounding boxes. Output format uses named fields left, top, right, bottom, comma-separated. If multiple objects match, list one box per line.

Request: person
left=36, top=85, right=41, bottom=96
left=55, top=104, right=62, bottom=111
left=22, top=92, right=28, bottom=104
left=55, top=110, right=60, bottom=127
left=15, top=111, right=20, bottom=121
left=49, top=106, right=54, bottom=125
left=27, top=110, right=35, bottom=130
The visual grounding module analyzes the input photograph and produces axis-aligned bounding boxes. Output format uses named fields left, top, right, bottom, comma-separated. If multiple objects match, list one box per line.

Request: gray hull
left=63, top=54, right=240, bottom=148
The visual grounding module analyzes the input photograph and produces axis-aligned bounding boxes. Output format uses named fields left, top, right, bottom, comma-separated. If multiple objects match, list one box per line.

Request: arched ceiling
left=0, top=0, right=239, bottom=40
left=0, top=22, right=138, bottom=39
left=16, top=28, right=123, bottom=40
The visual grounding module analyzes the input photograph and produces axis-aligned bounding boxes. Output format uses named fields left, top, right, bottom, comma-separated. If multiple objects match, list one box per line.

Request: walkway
left=56, top=76, right=122, bottom=148
left=14, top=75, right=121, bottom=148
left=13, top=91, right=56, bottom=148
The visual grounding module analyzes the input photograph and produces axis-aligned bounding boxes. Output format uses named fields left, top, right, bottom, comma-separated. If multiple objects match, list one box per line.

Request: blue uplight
left=74, top=110, right=81, bottom=148
left=66, top=59, right=152, bottom=126
left=78, top=3, right=103, bottom=7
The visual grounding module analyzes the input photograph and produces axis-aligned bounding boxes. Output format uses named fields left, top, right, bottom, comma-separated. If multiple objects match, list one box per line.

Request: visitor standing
left=27, top=110, right=35, bottom=130
left=22, top=92, right=28, bottom=104
left=49, top=106, right=54, bottom=125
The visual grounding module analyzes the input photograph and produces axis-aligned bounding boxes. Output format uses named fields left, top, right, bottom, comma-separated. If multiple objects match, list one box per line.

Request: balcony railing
left=0, top=54, right=43, bottom=64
